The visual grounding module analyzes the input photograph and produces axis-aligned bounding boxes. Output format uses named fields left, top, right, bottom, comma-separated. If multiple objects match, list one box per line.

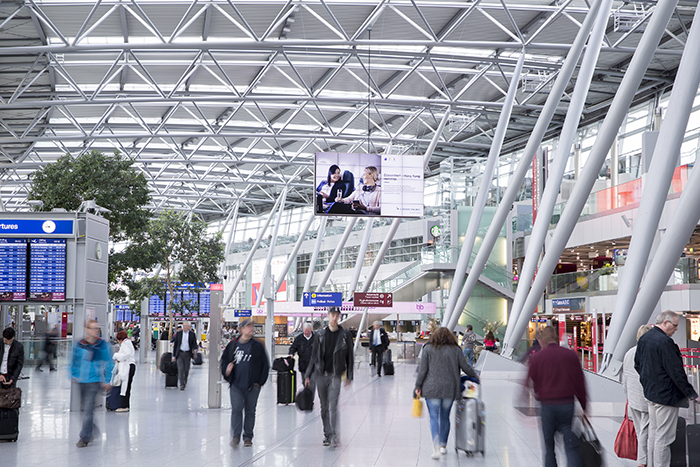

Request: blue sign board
left=0, top=238, right=27, bottom=301
left=0, top=219, right=73, bottom=235
left=302, top=292, right=342, bottom=307
left=29, top=238, right=66, bottom=301
left=234, top=309, right=252, bottom=317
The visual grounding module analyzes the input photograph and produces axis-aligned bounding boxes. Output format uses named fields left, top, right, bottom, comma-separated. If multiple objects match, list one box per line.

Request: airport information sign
left=0, top=239, right=27, bottom=301
left=302, top=292, right=342, bottom=307
left=29, top=238, right=66, bottom=301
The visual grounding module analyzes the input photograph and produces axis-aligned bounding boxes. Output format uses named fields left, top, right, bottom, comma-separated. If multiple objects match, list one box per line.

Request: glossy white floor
left=0, top=353, right=637, bottom=467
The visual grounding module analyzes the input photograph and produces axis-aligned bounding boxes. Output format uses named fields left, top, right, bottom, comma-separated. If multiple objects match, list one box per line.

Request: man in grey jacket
left=305, top=307, right=353, bottom=448
left=462, top=325, right=478, bottom=367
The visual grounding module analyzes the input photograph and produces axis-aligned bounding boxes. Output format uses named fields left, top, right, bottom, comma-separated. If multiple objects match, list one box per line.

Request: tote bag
left=614, top=402, right=637, bottom=460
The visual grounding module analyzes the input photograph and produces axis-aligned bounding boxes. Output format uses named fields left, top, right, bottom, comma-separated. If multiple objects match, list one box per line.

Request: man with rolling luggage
left=526, top=326, right=587, bottom=467
left=221, top=318, right=269, bottom=448
left=369, top=321, right=390, bottom=377
left=305, top=307, right=354, bottom=448
left=635, top=311, right=698, bottom=467
left=172, top=321, right=198, bottom=391
left=0, top=327, right=24, bottom=389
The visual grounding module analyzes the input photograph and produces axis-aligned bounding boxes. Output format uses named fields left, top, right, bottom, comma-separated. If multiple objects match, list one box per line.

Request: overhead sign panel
left=354, top=292, right=393, bottom=307
left=302, top=292, right=342, bottom=307
left=0, top=219, right=74, bottom=236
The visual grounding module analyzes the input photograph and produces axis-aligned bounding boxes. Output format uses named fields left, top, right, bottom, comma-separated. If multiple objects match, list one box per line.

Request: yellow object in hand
left=411, top=397, right=423, bottom=418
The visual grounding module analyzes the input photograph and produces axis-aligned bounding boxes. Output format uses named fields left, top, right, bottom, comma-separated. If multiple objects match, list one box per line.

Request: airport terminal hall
left=3, top=0, right=700, bottom=466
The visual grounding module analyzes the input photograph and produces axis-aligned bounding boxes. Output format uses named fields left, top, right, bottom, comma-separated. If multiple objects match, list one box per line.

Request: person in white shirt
left=368, top=321, right=389, bottom=377
left=172, top=322, right=198, bottom=391
left=113, top=330, right=136, bottom=412
left=622, top=324, right=653, bottom=467
left=0, top=327, right=24, bottom=389
left=335, top=166, right=381, bottom=215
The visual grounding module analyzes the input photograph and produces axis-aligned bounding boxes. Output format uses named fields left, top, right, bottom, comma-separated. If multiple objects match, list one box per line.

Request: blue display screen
left=0, top=238, right=27, bottom=301
left=29, top=238, right=66, bottom=301
left=149, top=295, right=165, bottom=316
left=199, top=290, right=210, bottom=316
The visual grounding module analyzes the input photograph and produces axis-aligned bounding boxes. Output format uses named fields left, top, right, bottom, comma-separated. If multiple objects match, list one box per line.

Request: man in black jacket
left=221, top=318, right=269, bottom=448
left=289, top=322, right=315, bottom=378
left=0, top=327, right=24, bottom=389
left=305, top=308, right=353, bottom=447
left=368, top=321, right=390, bottom=377
left=172, top=322, right=198, bottom=391
left=635, top=310, right=698, bottom=467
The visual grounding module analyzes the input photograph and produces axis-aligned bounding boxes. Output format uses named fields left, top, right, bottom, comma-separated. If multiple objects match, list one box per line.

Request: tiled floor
left=0, top=353, right=637, bottom=467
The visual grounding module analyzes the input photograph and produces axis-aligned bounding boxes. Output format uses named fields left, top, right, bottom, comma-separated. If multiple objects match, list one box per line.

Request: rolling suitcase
left=454, top=397, right=485, bottom=457
left=0, top=408, right=18, bottom=442
left=670, top=416, right=687, bottom=467
left=106, top=386, right=122, bottom=411
left=165, top=373, right=178, bottom=388
left=687, top=400, right=700, bottom=467
left=382, top=349, right=394, bottom=376
left=277, top=370, right=296, bottom=404
left=192, top=353, right=203, bottom=366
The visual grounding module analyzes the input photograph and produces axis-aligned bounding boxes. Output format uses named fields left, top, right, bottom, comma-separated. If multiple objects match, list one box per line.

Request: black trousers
left=121, top=364, right=136, bottom=408
left=371, top=348, right=385, bottom=375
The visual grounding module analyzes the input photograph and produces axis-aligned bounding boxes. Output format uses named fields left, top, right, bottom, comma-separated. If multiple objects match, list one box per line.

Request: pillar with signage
left=208, top=284, right=223, bottom=408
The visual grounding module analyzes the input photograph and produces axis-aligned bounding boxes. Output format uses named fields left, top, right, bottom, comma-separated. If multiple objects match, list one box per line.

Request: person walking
left=221, top=318, right=269, bottom=448
left=368, top=321, right=389, bottom=377
left=526, top=326, right=587, bottom=467
left=635, top=311, right=698, bottom=467
left=305, top=307, right=354, bottom=447
left=289, top=322, right=315, bottom=385
left=70, top=320, right=113, bottom=448
left=113, top=330, right=136, bottom=413
left=622, top=324, right=653, bottom=467
left=0, top=327, right=24, bottom=389
left=172, top=322, right=198, bottom=391
left=414, top=327, right=478, bottom=460
left=36, top=326, right=57, bottom=372
left=462, top=325, right=478, bottom=367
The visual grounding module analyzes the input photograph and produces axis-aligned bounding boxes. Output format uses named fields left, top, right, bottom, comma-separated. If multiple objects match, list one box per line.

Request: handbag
left=614, top=402, right=637, bottom=460
left=411, top=397, right=423, bottom=418
left=579, top=414, right=603, bottom=467
left=295, top=387, right=314, bottom=412
left=110, top=366, right=121, bottom=387
left=0, top=387, right=21, bottom=409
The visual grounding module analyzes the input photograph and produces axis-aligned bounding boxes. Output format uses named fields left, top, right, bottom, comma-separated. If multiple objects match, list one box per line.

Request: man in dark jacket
left=527, top=326, right=586, bottom=467
left=172, top=322, right=198, bottom=391
left=221, top=318, right=269, bottom=448
left=305, top=307, right=353, bottom=447
left=635, top=311, right=698, bottom=467
left=289, top=322, right=315, bottom=378
left=0, top=327, right=24, bottom=389
left=368, top=321, right=390, bottom=377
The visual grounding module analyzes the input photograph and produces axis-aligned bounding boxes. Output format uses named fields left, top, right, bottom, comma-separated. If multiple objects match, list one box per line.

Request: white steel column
left=277, top=214, right=315, bottom=295
left=349, top=220, right=374, bottom=296
left=450, top=0, right=610, bottom=332
left=443, top=0, right=603, bottom=333
left=503, top=0, right=681, bottom=357
left=303, top=217, right=327, bottom=294
left=315, top=218, right=358, bottom=292
left=256, top=189, right=288, bottom=307
left=602, top=2, right=700, bottom=375
left=442, top=52, right=525, bottom=327
left=217, top=200, right=241, bottom=280
left=223, top=193, right=285, bottom=307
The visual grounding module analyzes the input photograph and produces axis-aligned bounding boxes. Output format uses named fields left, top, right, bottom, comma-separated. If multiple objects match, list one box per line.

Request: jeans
left=79, top=382, right=101, bottom=444
left=648, top=402, right=679, bottom=467
left=317, top=373, right=342, bottom=440
left=176, top=351, right=192, bottom=388
left=425, top=398, right=453, bottom=448
left=463, top=348, right=474, bottom=367
left=540, top=403, right=580, bottom=467
left=229, top=384, right=261, bottom=441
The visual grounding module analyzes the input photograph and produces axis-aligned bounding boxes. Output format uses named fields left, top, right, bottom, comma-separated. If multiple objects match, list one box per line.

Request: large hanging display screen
left=148, top=284, right=212, bottom=317
left=315, top=152, right=424, bottom=218
left=0, top=238, right=27, bottom=301
left=29, top=238, right=66, bottom=301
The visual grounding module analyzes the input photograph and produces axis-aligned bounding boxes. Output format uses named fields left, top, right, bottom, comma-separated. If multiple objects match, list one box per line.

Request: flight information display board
left=29, top=238, right=66, bottom=301
left=0, top=238, right=27, bottom=301
left=148, top=286, right=212, bottom=317
left=182, top=290, right=199, bottom=317
left=149, top=294, right=165, bottom=316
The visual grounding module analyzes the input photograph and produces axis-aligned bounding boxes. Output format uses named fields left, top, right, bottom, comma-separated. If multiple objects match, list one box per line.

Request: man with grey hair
left=368, top=320, right=389, bottom=377
left=172, top=321, right=198, bottom=391
left=635, top=311, right=698, bottom=467
left=289, top=322, right=316, bottom=388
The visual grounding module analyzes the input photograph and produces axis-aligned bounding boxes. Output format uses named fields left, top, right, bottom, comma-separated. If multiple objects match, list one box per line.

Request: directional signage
left=234, top=309, right=251, bottom=317
left=354, top=292, right=393, bottom=307
left=302, top=292, right=342, bottom=307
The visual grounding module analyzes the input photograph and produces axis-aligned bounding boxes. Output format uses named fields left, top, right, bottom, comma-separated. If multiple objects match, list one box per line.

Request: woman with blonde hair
left=622, top=324, right=653, bottom=467
left=415, top=327, right=479, bottom=459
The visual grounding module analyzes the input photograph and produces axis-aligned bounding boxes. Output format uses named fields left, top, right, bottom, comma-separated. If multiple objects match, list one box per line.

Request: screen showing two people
left=315, top=152, right=424, bottom=218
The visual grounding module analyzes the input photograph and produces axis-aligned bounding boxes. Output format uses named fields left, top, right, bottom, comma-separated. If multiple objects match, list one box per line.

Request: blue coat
left=70, top=338, right=114, bottom=384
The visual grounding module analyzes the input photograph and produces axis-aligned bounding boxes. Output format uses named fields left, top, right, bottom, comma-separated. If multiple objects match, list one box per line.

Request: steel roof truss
left=299, top=3, right=347, bottom=41
left=388, top=4, right=435, bottom=41
left=168, top=1, right=208, bottom=44
left=222, top=1, right=259, bottom=41
left=476, top=7, right=522, bottom=44
left=28, top=0, right=69, bottom=45
left=125, top=1, right=166, bottom=43
left=74, top=3, right=118, bottom=46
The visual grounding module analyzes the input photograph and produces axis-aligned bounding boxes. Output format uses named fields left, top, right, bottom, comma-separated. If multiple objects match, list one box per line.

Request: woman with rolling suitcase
left=112, top=331, right=136, bottom=412
left=414, top=327, right=479, bottom=460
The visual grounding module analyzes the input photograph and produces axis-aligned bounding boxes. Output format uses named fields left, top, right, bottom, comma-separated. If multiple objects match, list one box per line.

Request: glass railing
left=548, top=256, right=699, bottom=295
left=18, top=338, right=74, bottom=366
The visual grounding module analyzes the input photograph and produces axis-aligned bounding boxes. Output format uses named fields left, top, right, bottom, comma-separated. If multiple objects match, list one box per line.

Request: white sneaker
left=440, top=447, right=447, bottom=455
left=431, top=449, right=440, bottom=460
left=115, top=408, right=130, bottom=413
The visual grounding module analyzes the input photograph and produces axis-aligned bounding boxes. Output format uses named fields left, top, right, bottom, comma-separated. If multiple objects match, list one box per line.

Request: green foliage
left=123, top=210, right=225, bottom=337
left=29, top=149, right=151, bottom=243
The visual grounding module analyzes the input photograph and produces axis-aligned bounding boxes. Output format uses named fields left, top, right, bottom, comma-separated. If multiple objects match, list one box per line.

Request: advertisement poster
left=251, top=255, right=287, bottom=306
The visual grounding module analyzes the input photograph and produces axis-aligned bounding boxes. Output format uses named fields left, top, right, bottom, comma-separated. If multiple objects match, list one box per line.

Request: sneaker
left=431, top=449, right=440, bottom=460
left=50, top=368, right=57, bottom=371
left=76, top=440, right=88, bottom=448
left=330, top=436, right=340, bottom=448
left=180, top=386, right=185, bottom=391
left=36, top=367, right=43, bottom=372
left=243, top=439, right=253, bottom=447
left=230, top=438, right=240, bottom=448
left=440, top=446, right=447, bottom=455
left=115, top=408, right=130, bottom=413
left=322, top=437, right=331, bottom=446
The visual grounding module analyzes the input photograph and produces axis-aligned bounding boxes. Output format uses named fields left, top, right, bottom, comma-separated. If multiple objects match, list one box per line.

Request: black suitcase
left=161, top=352, right=178, bottom=376
left=671, top=416, right=687, bottom=467
left=295, top=387, right=314, bottom=412
left=277, top=370, right=296, bottom=404
left=688, top=401, right=700, bottom=467
left=165, top=373, right=178, bottom=388
left=382, top=349, right=394, bottom=376
left=106, top=386, right=122, bottom=411
left=0, top=408, right=18, bottom=442
left=192, top=353, right=203, bottom=365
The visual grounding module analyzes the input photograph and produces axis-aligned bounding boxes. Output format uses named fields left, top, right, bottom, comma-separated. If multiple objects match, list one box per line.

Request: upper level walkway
left=1, top=351, right=638, bottom=467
